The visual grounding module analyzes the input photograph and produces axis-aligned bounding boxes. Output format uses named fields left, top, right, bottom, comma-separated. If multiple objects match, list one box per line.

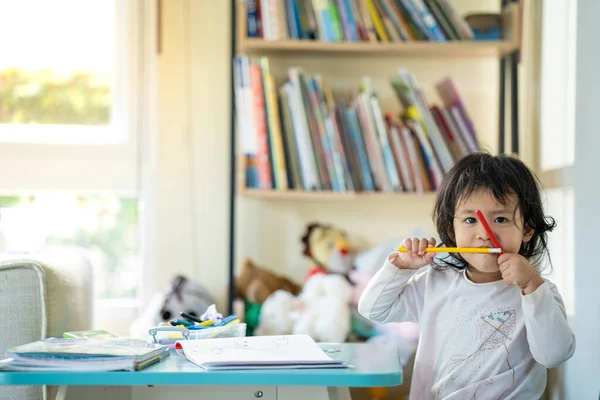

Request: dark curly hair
left=432, top=152, right=556, bottom=271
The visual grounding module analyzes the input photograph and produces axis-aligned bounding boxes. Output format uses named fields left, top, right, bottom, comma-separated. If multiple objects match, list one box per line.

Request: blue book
left=345, top=109, right=375, bottom=191
left=245, top=0, right=261, bottom=38
left=285, top=0, right=301, bottom=39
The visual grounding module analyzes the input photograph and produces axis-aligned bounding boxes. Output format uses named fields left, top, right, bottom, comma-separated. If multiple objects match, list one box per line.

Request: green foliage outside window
left=0, top=68, right=111, bottom=125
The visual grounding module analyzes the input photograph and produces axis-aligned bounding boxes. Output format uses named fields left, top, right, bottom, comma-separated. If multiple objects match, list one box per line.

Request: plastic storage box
left=149, top=323, right=247, bottom=347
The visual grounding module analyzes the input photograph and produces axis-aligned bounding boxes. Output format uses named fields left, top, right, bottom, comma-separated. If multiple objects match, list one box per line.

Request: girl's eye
left=494, top=217, right=508, bottom=223
left=465, top=217, right=477, bottom=224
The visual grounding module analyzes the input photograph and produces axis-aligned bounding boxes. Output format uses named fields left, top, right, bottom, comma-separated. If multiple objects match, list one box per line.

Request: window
left=0, top=0, right=150, bottom=304
left=0, top=0, right=138, bottom=193
left=538, top=0, right=577, bottom=316
left=543, top=188, right=575, bottom=316
left=0, top=193, right=140, bottom=300
left=0, top=0, right=128, bottom=145
left=539, top=0, right=577, bottom=171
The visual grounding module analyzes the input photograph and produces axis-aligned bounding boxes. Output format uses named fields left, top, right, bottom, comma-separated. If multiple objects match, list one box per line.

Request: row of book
left=233, top=55, right=479, bottom=193
left=245, top=0, right=474, bottom=43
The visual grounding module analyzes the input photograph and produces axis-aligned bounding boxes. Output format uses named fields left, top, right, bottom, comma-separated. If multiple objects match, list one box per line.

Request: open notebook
left=176, top=334, right=348, bottom=370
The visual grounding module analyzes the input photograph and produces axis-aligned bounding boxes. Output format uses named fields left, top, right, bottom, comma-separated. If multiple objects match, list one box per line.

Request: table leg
left=327, top=387, right=352, bottom=400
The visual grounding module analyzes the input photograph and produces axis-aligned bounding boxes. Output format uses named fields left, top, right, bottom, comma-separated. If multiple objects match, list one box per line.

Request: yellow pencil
left=396, top=247, right=502, bottom=254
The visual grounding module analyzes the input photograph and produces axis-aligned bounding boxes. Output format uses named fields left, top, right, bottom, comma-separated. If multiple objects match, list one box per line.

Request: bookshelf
left=239, top=37, right=518, bottom=57
left=237, top=3, right=521, bottom=58
left=240, top=187, right=438, bottom=201
left=227, top=0, right=523, bottom=313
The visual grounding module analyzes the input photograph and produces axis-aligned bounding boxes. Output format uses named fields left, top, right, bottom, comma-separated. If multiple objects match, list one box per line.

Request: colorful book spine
left=345, top=108, right=375, bottom=191
left=370, top=97, right=402, bottom=191
left=365, top=0, right=390, bottom=42
left=260, top=57, right=289, bottom=190
left=355, top=94, right=391, bottom=191
left=247, top=0, right=478, bottom=42
left=307, top=78, right=339, bottom=190
left=336, top=0, right=360, bottom=41
left=286, top=71, right=320, bottom=190
left=329, top=110, right=355, bottom=191
left=286, top=0, right=301, bottom=38
left=388, top=119, right=415, bottom=191
left=278, top=86, right=303, bottom=189
left=379, top=0, right=412, bottom=41
left=246, top=0, right=262, bottom=38
left=249, top=64, right=274, bottom=189
left=405, top=116, right=443, bottom=189
left=401, top=123, right=424, bottom=193
left=410, top=0, right=447, bottom=41
left=300, top=75, right=332, bottom=189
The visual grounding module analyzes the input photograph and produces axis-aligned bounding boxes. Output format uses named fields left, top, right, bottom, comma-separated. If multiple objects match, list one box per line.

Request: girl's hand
left=389, top=237, right=436, bottom=270
left=498, top=253, right=544, bottom=294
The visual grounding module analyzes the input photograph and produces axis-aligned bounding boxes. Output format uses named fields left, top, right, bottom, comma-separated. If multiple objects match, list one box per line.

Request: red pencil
left=475, top=210, right=503, bottom=253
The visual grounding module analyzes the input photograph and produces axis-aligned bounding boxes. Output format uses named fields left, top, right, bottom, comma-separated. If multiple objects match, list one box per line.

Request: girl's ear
left=523, top=225, right=534, bottom=243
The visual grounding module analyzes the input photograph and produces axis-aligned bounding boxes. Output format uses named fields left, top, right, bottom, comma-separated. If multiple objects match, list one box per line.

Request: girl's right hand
left=389, top=237, right=436, bottom=270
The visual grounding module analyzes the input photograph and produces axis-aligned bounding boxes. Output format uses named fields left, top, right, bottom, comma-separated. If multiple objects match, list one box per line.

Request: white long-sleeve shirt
left=358, top=259, right=575, bottom=400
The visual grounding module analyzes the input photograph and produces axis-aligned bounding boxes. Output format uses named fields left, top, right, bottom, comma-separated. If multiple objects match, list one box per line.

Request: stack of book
left=234, top=55, right=479, bottom=193
left=0, top=337, right=169, bottom=372
left=245, top=0, right=474, bottom=42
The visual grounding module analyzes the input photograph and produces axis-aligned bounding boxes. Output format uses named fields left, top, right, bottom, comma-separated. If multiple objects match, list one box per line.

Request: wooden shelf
left=238, top=38, right=520, bottom=58
left=239, top=188, right=437, bottom=201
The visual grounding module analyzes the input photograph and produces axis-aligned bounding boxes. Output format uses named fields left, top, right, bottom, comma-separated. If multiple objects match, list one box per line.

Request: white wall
left=156, top=0, right=535, bottom=311
left=564, top=0, right=600, bottom=397
left=157, top=0, right=232, bottom=311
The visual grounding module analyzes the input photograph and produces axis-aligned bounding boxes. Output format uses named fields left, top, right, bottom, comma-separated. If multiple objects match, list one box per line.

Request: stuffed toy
left=253, top=273, right=354, bottom=343
left=300, top=222, right=353, bottom=280
left=254, top=290, right=296, bottom=336
left=129, top=274, right=215, bottom=338
left=234, top=257, right=301, bottom=304
left=291, top=273, right=353, bottom=343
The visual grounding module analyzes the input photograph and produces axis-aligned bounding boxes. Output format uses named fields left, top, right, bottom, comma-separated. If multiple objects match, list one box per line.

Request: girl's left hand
left=498, top=253, right=544, bottom=295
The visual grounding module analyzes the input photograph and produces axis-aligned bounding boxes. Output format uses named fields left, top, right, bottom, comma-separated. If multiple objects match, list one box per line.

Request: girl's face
left=452, top=189, right=533, bottom=279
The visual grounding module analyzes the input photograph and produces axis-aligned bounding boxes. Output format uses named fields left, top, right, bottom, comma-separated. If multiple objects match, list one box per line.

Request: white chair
left=0, top=249, right=94, bottom=400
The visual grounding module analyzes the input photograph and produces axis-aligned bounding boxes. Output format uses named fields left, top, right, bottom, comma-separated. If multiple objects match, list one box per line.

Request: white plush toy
left=254, top=289, right=297, bottom=336
left=292, top=273, right=353, bottom=343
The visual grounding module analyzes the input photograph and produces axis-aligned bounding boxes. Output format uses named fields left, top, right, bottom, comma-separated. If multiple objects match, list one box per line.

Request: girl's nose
left=476, top=227, right=491, bottom=241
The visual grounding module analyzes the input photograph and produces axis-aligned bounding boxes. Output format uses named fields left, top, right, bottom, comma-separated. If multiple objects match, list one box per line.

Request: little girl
left=358, top=153, right=575, bottom=399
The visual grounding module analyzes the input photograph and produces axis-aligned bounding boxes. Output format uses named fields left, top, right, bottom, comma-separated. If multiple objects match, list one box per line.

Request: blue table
left=0, top=343, right=402, bottom=400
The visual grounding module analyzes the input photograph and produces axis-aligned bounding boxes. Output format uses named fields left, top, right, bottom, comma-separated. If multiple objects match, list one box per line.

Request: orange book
left=249, top=64, right=273, bottom=189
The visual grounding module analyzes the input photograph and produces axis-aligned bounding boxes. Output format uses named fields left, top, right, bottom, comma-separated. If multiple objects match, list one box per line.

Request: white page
left=178, top=334, right=341, bottom=367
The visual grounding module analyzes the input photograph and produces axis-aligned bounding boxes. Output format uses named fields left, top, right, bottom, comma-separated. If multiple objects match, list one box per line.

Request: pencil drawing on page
left=211, top=336, right=290, bottom=355
left=189, top=335, right=291, bottom=358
